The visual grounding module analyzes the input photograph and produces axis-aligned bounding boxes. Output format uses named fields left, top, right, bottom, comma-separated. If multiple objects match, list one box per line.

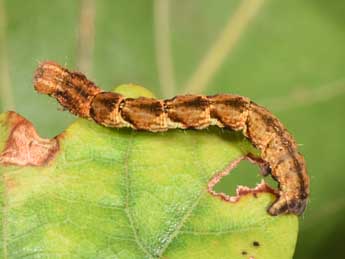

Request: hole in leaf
left=213, top=159, right=278, bottom=196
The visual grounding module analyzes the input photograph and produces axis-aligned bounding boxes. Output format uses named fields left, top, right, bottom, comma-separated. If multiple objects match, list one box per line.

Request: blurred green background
left=0, top=0, right=344, bottom=258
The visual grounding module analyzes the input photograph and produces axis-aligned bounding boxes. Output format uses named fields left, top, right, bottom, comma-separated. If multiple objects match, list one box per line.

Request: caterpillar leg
left=246, top=153, right=272, bottom=177
left=268, top=195, right=307, bottom=216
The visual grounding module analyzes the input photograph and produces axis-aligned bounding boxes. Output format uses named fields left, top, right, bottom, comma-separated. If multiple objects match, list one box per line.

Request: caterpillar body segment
left=34, top=61, right=309, bottom=216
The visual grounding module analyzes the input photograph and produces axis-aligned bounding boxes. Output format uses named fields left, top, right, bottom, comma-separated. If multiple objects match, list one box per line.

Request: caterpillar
left=33, top=61, right=309, bottom=216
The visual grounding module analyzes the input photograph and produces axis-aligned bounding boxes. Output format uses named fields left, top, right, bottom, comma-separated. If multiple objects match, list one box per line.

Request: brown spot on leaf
left=208, top=155, right=278, bottom=203
left=0, top=112, right=60, bottom=166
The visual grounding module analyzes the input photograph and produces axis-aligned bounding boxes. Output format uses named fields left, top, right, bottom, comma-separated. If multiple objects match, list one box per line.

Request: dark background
left=0, top=0, right=344, bottom=258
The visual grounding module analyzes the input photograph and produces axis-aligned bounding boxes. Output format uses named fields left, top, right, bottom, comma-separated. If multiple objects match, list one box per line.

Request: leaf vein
left=123, top=132, right=154, bottom=258
left=155, top=136, right=208, bottom=257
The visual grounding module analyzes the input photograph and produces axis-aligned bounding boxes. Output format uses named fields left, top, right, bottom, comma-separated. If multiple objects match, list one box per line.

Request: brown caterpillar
left=33, top=61, right=309, bottom=216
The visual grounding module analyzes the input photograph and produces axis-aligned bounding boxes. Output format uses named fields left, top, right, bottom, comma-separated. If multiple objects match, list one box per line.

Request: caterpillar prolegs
left=33, top=61, right=310, bottom=216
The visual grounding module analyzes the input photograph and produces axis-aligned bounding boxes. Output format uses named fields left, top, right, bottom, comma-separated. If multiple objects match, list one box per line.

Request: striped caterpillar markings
left=34, top=61, right=310, bottom=216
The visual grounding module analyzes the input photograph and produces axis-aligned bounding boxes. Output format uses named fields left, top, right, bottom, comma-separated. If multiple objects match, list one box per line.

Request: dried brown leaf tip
left=33, top=61, right=310, bottom=216
left=0, top=112, right=59, bottom=166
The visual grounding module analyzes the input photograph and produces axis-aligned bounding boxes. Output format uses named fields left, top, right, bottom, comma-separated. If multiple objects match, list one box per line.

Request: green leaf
left=0, top=85, right=298, bottom=258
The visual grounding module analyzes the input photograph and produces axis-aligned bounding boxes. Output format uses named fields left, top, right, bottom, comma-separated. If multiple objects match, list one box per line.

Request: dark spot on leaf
left=242, top=250, right=248, bottom=255
left=253, top=241, right=260, bottom=247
